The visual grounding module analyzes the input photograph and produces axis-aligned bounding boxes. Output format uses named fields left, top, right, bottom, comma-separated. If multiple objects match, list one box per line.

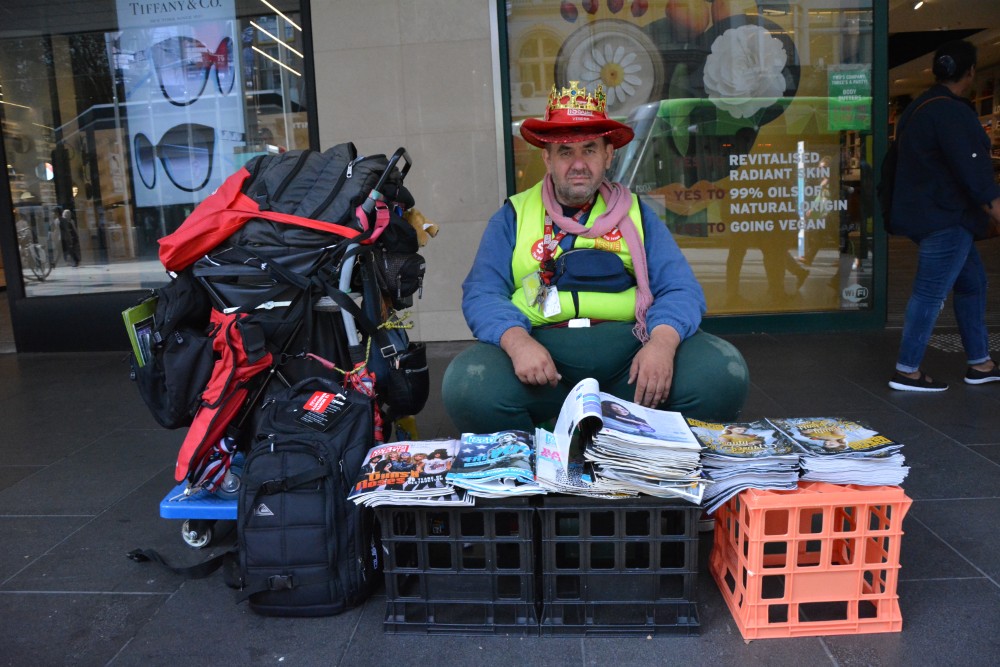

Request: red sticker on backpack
left=304, top=391, right=334, bottom=413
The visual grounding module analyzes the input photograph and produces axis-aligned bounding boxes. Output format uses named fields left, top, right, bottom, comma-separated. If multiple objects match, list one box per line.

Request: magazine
left=767, top=417, right=909, bottom=486
left=767, top=417, right=904, bottom=457
left=122, top=296, right=157, bottom=367
left=687, top=419, right=796, bottom=459
left=534, top=427, right=635, bottom=498
left=347, top=439, right=473, bottom=506
left=446, top=430, right=545, bottom=498
left=540, top=378, right=704, bottom=503
left=686, top=418, right=801, bottom=513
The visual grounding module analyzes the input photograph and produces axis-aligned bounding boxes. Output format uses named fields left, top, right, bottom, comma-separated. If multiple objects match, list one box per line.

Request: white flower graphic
left=582, top=43, right=643, bottom=107
left=704, top=24, right=788, bottom=119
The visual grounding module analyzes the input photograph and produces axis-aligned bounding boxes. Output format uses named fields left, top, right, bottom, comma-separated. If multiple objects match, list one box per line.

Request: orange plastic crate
left=709, top=481, right=911, bottom=640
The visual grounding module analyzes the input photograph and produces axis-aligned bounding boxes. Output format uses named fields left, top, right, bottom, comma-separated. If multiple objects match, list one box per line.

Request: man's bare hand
left=501, top=327, right=561, bottom=386
left=628, top=325, right=680, bottom=407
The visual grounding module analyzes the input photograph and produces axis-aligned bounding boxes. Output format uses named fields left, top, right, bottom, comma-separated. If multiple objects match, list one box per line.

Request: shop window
left=1, top=0, right=308, bottom=298
left=504, top=2, right=875, bottom=317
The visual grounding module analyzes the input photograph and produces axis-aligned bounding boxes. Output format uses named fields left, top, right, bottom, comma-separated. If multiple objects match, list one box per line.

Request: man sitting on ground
left=442, top=81, right=749, bottom=433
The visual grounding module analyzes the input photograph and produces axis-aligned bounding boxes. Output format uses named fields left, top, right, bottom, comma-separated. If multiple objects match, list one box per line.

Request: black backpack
left=242, top=142, right=414, bottom=227
left=876, top=140, right=900, bottom=234
left=877, top=95, right=949, bottom=234
left=129, top=269, right=215, bottom=429
left=127, top=376, right=381, bottom=617
left=235, top=376, right=380, bottom=616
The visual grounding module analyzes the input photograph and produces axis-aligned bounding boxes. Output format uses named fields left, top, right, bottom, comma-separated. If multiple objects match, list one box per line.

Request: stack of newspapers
left=534, top=428, right=636, bottom=499
left=535, top=378, right=703, bottom=503
left=445, top=430, right=545, bottom=498
left=686, top=418, right=801, bottom=513
left=347, top=439, right=473, bottom=507
left=769, top=417, right=909, bottom=486
left=584, top=396, right=705, bottom=503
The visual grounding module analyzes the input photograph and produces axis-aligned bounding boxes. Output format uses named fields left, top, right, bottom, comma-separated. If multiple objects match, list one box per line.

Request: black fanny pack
left=550, top=248, right=635, bottom=293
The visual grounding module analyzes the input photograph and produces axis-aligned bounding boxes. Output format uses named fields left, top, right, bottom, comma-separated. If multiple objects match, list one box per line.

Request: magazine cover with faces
left=348, top=439, right=472, bottom=507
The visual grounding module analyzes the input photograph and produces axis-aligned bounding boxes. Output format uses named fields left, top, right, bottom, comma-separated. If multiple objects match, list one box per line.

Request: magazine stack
left=769, top=417, right=909, bottom=486
left=534, top=428, right=636, bottom=499
left=585, top=399, right=704, bottom=503
left=540, top=378, right=704, bottom=503
left=446, top=430, right=546, bottom=498
left=686, top=418, right=801, bottom=514
left=347, top=439, right=473, bottom=507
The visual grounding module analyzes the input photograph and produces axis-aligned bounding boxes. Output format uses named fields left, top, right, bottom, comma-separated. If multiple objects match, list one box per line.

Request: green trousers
left=442, top=322, right=749, bottom=434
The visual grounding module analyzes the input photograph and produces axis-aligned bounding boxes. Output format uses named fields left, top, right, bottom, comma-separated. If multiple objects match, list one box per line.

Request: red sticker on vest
left=531, top=239, right=546, bottom=261
left=602, top=228, right=622, bottom=242
left=304, top=391, right=334, bottom=413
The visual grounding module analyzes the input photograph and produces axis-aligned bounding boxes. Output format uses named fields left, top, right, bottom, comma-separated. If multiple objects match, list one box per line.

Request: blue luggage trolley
left=160, top=452, right=243, bottom=548
left=159, top=480, right=238, bottom=549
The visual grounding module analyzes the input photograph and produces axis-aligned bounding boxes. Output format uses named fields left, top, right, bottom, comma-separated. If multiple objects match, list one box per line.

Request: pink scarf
left=541, top=174, right=652, bottom=342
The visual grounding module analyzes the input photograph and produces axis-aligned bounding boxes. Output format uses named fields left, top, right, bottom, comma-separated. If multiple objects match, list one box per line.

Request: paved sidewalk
left=1, top=330, right=999, bottom=666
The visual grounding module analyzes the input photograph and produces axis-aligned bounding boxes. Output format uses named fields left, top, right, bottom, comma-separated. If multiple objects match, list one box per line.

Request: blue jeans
left=896, top=226, right=989, bottom=373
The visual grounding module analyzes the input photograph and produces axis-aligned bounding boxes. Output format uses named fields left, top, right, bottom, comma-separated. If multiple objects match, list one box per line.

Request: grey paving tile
left=0, top=465, right=43, bottom=492
left=969, top=444, right=1000, bottom=466
left=1, top=469, right=230, bottom=594
left=895, top=440, right=1000, bottom=501
left=887, top=388, right=1000, bottom=445
left=0, top=516, right=91, bottom=584
left=0, top=592, right=165, bottom=667
left=738, top=386, right=785, bottom=421
left=0, top=428, right=178, bottom=514
left=110, top=577, right=367, bottom=667
left=897, top=514, right=983, bottom=582
left=823, top=578, right=1000, bottom=667
left=908, top=499, right=1000, bottom=582
left=340, top=591, right=584, bottom=666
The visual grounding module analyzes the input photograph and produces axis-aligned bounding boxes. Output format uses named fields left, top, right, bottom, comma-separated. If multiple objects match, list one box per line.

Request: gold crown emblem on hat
left=547, top=81, right=607, bottom=114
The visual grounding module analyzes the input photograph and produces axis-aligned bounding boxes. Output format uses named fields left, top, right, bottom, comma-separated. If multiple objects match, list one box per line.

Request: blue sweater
left=891, top=84, right=1000, bottom=240
left=462, top=194, right=706, bottom=346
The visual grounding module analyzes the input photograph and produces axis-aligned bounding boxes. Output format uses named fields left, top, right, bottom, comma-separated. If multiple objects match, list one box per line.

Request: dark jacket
left=890, top=84, right=1000, bottom=240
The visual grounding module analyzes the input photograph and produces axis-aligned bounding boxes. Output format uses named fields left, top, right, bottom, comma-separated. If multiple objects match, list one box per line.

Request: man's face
left=542, top=138, right=614, bottom=207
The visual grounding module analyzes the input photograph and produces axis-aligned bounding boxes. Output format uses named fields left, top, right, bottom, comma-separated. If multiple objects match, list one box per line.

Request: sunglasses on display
left=133, top=123, right=216, bottom=192
left=150, top=36, right=235, bottom=106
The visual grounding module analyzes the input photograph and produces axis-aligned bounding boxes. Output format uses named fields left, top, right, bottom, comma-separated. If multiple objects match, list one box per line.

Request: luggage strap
left=126, top=547, right=231, bottom=579
left=234, top=571, right=334, bottom=603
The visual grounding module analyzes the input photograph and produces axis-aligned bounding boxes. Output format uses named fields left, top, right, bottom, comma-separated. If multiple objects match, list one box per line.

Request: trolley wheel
left=181, top=519, right=214, bottom=549
left=214, top=467, right=242, bottom=500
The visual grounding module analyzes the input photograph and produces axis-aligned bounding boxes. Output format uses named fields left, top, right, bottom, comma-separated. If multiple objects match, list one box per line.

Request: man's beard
left=554, top=170, right=601, bottom=207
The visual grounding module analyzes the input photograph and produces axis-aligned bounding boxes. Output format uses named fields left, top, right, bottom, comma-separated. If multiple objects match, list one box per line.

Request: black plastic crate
left=375, top=499, right=539, bottom=635
left=537, top=495, right=701, bottom=636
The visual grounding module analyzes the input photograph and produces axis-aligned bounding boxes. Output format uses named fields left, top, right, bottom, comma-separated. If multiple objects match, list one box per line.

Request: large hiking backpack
left=153, top=145, right=427, bottom=486
left=158, top=143, right=414, bottom=273
left=236, top=376, right=380, bottom=616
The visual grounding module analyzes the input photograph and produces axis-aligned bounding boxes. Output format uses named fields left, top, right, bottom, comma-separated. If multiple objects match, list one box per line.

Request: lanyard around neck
left=539, top=204, right=589, bottom=284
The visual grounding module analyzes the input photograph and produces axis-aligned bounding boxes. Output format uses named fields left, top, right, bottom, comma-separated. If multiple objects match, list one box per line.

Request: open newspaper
left=347, top=439, right=473, bottom=507
left=536, top=378, right=703, bottom=503
left=446, top=430, right=545, bottom=498
left=686, top=418, right=800, bottom=513
left=767, top=417, right=909, bottom=486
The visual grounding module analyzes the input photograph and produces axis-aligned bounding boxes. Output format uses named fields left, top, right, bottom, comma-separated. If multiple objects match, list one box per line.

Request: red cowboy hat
left=520, top=81, right=634, bottom=149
